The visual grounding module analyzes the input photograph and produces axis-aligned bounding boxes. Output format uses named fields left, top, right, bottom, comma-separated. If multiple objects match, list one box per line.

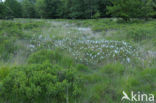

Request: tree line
left=0, top=0, right=156, bottom=20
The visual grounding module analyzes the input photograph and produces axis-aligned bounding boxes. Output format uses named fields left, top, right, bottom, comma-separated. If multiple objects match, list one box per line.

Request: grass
left=68, top=19, right=156, bottom=42
left=0, top=18, right=155, bottom=103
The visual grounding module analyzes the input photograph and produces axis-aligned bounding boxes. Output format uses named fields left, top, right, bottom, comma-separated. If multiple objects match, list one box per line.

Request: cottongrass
left=53, top=37, right=136, bottom=64
left=28, top=36, right=136, bottom=64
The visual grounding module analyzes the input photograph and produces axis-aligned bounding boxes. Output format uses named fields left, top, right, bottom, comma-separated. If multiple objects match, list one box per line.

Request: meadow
left=0, top=18, right=155, bottom=103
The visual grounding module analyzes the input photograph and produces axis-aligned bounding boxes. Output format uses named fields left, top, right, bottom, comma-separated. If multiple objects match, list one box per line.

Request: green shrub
left=23, top=22, right=44, bottom=30
left=0, top=63, right=82, bottom=103
left=100, top=63, right=125, bottom=77
left=28, top=50, right=61, bottom=64
left=0, top=66, right=10, bottom=81
left=76, top=64, right=89, bottom=72
left=28, top=50, right=75, bottom=67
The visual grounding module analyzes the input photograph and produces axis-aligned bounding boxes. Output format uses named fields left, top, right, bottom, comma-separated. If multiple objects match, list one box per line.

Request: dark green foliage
left=56, top=0, right=71, bottom=18
left=98, top=0, right=112, bottom=17
left=36, top=0, right=61, bottom=18
left=107, top=0, right=155, bottom=21
left=22, top=0, right=37, bottom=18
left=84, top=0, right=101, bottom=19
left=5, top=0, right=22, bottom=18
left=0, top=3, right=6, bottom=18
left=153, top=0, right=156, bottom=17
left=0, top=2, right=13, bottom=19
left=69, top=0, right=86, bottom=19
left=1, top=0, right=156, bottom=19
left=141, top=0, right=156, bottom=19
left=59, top=0, right=103, bottom=19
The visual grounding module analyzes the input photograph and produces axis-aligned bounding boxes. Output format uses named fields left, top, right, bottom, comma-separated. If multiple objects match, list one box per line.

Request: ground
left=0, top=18, right=155, bottom=103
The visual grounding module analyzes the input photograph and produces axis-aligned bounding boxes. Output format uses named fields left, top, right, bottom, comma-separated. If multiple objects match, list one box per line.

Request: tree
left=84, top=0, right=100, bottom=19
left=2, top=0, right=155, bottom=19
left=0, top=2, right=13, bottom=19
left=107, top=0, right=155, bottom=21
left=57, top=0, right=72, bottom=18
left=64, top=0, right=100, bottom=19
left=153, top=0, right=156, bottom=17
left=35, top=0, right=45, bottom=18
left=69, top=0, right=86, bottom=19
left=36, top=0, right=61, bottom=18
left=0, top=3, right=7, bottom=18
left=141, top=0, right=156, bottom=20
left=22, top=0, right=37, bottom=18
left=5, top=0, right=22, bottom=18
left=98, top=0, right=112, bottom=17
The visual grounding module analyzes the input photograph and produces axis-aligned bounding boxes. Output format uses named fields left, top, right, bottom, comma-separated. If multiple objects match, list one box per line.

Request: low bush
left=28, top=50, right=75, bottom=67
left=0, top=63, right=83, bottom=103
left=0, top=66, right=10, bottom=81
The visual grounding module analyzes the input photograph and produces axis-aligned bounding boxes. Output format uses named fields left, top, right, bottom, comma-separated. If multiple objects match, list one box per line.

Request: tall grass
left=0, top=19, right=155, bottom=103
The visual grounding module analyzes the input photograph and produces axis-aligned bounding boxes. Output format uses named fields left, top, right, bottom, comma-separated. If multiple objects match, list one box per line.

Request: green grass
left=68, top=19, right=156, bottom=41
left=0, top=18, right=155, bottom=103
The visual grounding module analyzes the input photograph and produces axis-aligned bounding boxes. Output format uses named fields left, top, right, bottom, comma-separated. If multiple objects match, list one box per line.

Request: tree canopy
left=0, top=0, right=156, bottom=20
left=107, top=0, right=155, bottom=21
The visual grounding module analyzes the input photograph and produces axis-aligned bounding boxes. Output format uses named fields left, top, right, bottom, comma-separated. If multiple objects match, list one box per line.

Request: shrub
left=0, top=66, right=10, bottom=81
left=28, top=50, right=61, bottom=64
left=76, top=64, right=89, bottom=72
left=23, top=22, right=44, bottom=30
left=27, top=50, right=75, bottom=67
left=0, top=63, right=82, bottom=103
